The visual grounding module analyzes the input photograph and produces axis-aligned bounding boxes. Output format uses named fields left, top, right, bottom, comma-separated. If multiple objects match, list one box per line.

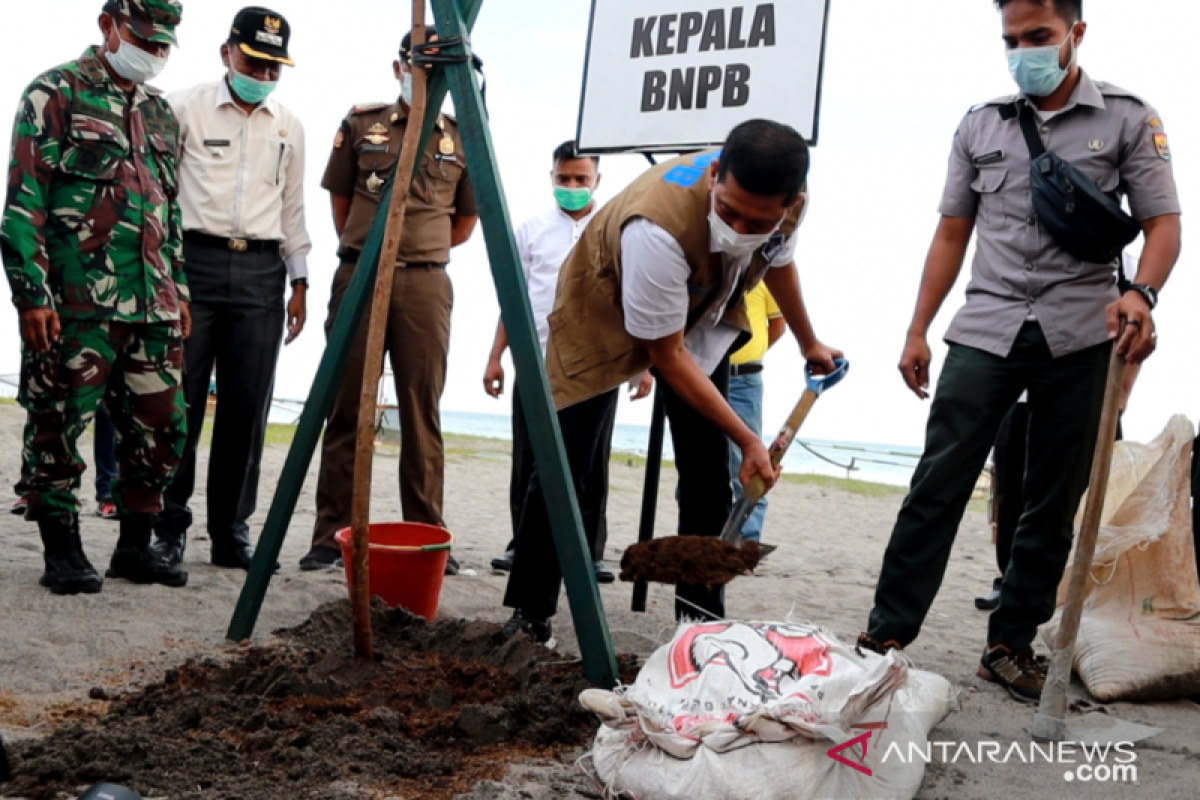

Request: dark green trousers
left=868, top=323, right=1111, bottom=651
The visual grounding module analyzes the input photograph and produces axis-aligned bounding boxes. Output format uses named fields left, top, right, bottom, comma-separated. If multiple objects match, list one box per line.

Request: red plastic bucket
left=334, top=523, right=453, bottom=622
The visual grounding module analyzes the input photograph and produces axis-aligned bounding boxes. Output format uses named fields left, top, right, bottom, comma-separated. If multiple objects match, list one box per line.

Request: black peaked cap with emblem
left=230, top=6, right=294, bottom=66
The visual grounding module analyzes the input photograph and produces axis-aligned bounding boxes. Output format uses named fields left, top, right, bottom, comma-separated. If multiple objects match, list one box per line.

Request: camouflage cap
left=105, top=0, right=184, bottom=46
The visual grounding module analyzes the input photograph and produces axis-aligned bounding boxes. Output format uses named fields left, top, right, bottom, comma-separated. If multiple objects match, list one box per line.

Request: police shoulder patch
left=1153, top=132, right=1171, bottom=162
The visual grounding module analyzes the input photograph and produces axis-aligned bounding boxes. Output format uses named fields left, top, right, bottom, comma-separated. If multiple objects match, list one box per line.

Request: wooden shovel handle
left=1035, top=342, right=1127, bottom=728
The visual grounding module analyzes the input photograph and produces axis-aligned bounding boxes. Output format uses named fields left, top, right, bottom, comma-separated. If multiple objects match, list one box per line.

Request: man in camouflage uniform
left=1, top=0, right=190, bottom=594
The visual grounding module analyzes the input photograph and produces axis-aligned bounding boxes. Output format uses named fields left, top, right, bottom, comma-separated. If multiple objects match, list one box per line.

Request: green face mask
left=229, top=70, right=278, bottom=105
left=554, top=186, right=592, bottom=213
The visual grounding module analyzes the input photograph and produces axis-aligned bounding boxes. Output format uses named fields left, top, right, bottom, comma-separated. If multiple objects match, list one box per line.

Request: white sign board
left=576, top=0, right=831, bottom=153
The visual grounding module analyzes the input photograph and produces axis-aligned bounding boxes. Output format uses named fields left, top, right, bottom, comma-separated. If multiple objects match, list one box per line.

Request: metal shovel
left=619, top=359, right=848, bottom=588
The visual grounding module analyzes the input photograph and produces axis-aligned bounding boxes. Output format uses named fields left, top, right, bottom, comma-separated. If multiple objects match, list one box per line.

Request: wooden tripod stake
left=349, top=5, right=429, bottom=661
left=1031, top=343, right=1127, bottom=740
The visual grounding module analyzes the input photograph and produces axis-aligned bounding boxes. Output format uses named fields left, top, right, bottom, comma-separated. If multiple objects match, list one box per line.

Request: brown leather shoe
left=978, top=645, right=1045, bottom=703
left=855, top=633, right=904, bottom=657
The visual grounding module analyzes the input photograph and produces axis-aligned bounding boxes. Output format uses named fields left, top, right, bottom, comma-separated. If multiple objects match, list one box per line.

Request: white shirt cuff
left=285, top=254, right=308, bottom=282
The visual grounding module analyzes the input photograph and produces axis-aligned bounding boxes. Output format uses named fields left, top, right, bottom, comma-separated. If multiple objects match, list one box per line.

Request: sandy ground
left=1, top=400, right=1198, bottom=799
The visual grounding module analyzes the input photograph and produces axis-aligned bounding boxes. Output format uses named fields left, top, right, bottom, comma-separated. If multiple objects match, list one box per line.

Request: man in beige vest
left=501, top=120, right=842, bottom=642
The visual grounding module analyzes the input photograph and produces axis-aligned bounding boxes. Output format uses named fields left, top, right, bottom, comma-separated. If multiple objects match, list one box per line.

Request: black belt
left=185, top=231, right=281, bottom=254
left=730, top=362, right=763, bottom=377
left=341, top=252, right=446, bottom=270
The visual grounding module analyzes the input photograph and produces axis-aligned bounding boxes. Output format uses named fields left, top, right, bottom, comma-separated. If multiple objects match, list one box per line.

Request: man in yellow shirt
left=728, top=283, right=786, bottom=543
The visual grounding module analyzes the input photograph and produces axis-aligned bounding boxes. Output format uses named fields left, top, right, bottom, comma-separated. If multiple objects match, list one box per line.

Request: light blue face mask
left=1007, top=28, right=1076, bottom=97
left=229, top=70, right=278, bottom=105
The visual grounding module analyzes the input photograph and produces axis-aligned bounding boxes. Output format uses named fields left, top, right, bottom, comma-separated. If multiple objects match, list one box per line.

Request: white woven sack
left=1041, top=415, right=1200, bottom=701
left=582, top=622, right=953, bottom=800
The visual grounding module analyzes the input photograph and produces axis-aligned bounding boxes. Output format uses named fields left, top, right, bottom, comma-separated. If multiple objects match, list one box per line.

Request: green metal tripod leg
left=430, top=0, right=620, bottom=688
left=226, top=0, right=483, bottom=644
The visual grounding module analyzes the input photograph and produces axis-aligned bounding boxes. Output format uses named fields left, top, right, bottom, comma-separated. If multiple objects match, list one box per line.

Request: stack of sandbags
left=1041, top=415, right=1200, bottom=701
left=581, top=622, right=953, bottom=800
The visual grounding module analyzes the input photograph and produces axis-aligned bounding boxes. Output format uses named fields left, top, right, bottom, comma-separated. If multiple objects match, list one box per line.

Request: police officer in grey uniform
left=858, top=0, right=1181, bottom=704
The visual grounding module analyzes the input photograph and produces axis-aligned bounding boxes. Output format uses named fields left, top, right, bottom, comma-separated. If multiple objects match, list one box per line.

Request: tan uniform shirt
left=321, top=99, right=476, bottom=265
left=169, top=79, right=311, bottom=279
left=939, top=71, right=1180, bottom=359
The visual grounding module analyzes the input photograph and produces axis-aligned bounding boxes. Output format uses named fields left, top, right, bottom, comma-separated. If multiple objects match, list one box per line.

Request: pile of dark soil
left=620, top=537, right=762, bottom=586
left=2, top=600, right=637, bottom=800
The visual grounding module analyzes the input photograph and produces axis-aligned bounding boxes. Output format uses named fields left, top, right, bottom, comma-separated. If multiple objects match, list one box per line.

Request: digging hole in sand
left=1, top=600, right=638, bottom=800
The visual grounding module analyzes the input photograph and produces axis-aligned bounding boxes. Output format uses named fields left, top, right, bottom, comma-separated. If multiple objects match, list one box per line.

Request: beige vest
left=545, top=150, right=804, bottom=409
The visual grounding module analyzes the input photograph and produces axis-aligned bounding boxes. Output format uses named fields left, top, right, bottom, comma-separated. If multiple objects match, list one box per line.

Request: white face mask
left=106, top=37, right=169, bottom=84
left=709, top=194, right=781, bottom=259
left=401, top=72, right=414, bottom=106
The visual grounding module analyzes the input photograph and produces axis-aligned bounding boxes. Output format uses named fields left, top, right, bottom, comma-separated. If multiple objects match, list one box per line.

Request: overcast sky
left=2, top=0, right=1197, bottom=449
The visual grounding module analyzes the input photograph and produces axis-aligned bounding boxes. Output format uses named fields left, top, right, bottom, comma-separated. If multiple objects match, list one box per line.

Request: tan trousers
left=311, top=260, right=453, bottom=551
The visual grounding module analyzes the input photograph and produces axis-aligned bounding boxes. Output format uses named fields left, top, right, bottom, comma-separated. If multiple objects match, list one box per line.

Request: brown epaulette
left=350, top=102, right=388, bottom=115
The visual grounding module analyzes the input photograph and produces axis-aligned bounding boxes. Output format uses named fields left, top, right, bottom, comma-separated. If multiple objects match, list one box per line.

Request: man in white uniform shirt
left=483, top=142, right=650, bottom=582
left=151, top=7, right=310, bottom=570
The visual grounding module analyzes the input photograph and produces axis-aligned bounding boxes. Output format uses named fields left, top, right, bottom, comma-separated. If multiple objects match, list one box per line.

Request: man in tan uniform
left=299, top=29, right=477, bottom=573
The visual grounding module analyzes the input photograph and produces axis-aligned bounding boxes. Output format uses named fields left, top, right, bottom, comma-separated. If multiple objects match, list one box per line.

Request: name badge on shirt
left=204, top=139, right=231, bottom=157
left=973, top=151, right=1004, bottom=167
left=361, top=144, right=389, bottom=153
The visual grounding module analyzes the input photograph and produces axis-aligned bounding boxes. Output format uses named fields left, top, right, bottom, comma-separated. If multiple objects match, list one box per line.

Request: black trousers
left=156, top=241, right=286, bottom=551
left=504, top=357, right=732, bottom=622
left=868, top=324, right=1110, bottom=651
left=990, top=402, right=1124, bottom=591
left=1193, top=434, right=1200, bottom=584
left=507, top=381, right=614, bottom=561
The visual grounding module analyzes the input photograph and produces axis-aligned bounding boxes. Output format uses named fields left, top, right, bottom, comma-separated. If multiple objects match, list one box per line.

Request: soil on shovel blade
left=620, top=537, right=763, bottom=587
left=1, top=600, right=638, bottom=800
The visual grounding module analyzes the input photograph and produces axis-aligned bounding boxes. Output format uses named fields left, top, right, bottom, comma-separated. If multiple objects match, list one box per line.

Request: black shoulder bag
left=1001, top=103, right=1140, bottom=264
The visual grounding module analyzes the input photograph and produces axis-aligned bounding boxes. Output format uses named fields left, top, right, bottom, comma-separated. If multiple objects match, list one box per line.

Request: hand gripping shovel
left=620, top=359, right=849, bottom=588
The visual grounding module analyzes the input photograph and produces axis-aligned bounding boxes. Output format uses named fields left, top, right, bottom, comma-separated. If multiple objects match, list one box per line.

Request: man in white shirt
left=501, top=121, right=842, bottom=642
left=482, top=142, right=650, bottom=583
left=151, top=7, right=310, bottom=570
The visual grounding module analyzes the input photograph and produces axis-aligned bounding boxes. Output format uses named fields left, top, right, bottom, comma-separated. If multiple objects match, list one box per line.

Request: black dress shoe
left=975, top=588, right=1002, bottom=611
left=444, top=554, right=461, bottom=576
left=212, top=545, right=278, bottom=572
left=107, top=546, right=188, bottom=588
left=299, top=546, right=343, bottom=571
left=490, top=550, right=515, bottom=572
left=593, top=560, right=615, bottom=584
left=150, top=535, right=186, bottom=568
left=501, top=610, right=553, bottom=644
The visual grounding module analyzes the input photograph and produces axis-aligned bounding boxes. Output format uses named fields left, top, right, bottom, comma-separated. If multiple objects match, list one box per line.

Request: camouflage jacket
left=1, top=46, right=188, bottom=324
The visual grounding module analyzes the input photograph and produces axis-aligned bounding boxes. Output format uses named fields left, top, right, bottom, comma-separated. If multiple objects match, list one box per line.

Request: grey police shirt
left=938, top=70, right=1180, bottom=359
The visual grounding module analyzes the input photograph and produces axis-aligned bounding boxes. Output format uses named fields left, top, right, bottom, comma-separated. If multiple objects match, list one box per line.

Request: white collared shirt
left=516, top=204, right=600, bottom=353
left=621, top=219, right=799, bottom=375
left=169, top=79, right=312, bottom=280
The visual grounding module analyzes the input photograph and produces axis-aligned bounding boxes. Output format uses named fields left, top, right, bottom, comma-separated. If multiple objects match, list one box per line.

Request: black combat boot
left=108, top=513, right=189, bottom=588
left=38, top=513, right=103, bottom=595
left=149, top=527, right=187, bottom=567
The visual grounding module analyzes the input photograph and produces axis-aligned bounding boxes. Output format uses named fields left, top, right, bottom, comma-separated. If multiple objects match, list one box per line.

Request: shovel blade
left=620, top=536, right=765, bottom=587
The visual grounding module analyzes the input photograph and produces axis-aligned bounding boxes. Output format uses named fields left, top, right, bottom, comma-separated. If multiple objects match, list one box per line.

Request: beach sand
left=1, top=400, right=1196, bottom=799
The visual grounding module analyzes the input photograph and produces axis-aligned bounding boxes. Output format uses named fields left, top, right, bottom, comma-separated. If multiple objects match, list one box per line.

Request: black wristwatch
left=291, top=277, right=309, bottom=289
left=1125, top=283, right=1158, bottom=311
